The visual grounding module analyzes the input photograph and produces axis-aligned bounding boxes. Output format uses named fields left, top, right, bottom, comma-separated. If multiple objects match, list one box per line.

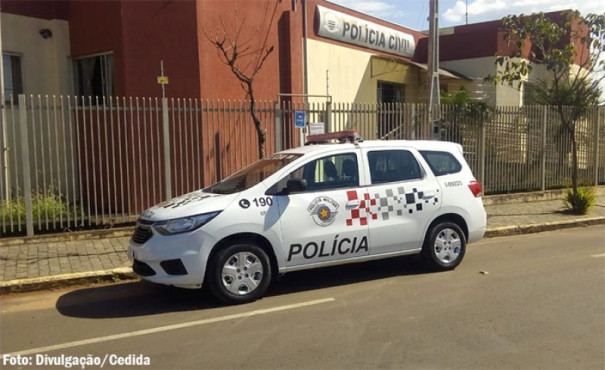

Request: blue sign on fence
left=294, top=111, right=305, bottom=128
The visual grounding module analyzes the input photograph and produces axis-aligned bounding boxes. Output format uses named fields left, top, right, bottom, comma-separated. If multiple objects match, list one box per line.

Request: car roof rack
left=305, top=130, right=363, bottom=145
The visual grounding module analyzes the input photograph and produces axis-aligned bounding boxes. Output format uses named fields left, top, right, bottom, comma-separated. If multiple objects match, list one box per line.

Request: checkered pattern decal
left=346, top=187, right=439, bottom=226
left=346, top=190, right=375, bottom=226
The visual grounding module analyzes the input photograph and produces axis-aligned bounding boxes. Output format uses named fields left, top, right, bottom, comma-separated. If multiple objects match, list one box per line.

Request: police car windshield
left=205, top=154, right=302, bottom=194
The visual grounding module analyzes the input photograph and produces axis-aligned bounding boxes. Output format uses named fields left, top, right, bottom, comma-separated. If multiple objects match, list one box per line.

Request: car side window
left=368, top=150, right=422, bottom=184
left=419, top=150, right=462, bottom=176
left=279, top=153, right=359, bottom=192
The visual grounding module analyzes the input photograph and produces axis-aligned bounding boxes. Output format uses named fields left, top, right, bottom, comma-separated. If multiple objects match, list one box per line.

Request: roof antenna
left=465, top=0, right=468, bottom=24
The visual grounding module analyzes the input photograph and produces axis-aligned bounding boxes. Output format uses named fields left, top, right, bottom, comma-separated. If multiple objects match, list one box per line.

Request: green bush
left=563, top=187, right=596, bottom=215
left=1, top=191, right=77, bottom=223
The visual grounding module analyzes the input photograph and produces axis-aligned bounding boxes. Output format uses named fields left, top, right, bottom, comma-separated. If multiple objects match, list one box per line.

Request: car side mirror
left=286, top=178, right=307, bottom=194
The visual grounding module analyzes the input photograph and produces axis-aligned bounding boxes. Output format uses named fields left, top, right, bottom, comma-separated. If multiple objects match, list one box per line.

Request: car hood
left=139, top=190, right=238, bottom=222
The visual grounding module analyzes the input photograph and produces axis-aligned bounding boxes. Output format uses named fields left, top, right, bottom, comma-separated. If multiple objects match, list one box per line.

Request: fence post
left=1, top=97, right=8, bottom=203
left=18, top=94, right=34, bottom=236
left=162, top=97, right=172, bottom=200
left=274, top=101, right=283, bottom=152
left=542, top=106, right=547, bottom=191
left=595, top=107, right=601, bottom=187
left=411, top=104, right=416, bottom=140
left=479, top=118, right=486, bottom=189
left=325, top=100, right=332, bottom=133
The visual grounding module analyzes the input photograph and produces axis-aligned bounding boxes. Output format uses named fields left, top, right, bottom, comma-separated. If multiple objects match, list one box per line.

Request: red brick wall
left=196, top=0, right=302, bottom=100
left=69, top=0, right=200, bottom=98
left=120, top=0, right=200, bottom=98
left=69, top=0, right=126, bottom=95
left=0, top=0, right=68, bottom=20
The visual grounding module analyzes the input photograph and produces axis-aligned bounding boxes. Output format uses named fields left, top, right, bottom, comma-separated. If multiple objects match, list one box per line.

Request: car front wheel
left=207, top=243, right=272, bottom=304
left=422, top=222, right=466, bottom=270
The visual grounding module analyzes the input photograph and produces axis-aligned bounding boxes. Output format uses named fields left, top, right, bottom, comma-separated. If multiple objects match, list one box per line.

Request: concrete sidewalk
left=1, top=188, right=604, bottom=294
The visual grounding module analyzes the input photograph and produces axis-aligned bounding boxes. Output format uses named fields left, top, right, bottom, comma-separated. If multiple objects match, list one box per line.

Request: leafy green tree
left=441, top=86, right=492, bottom=124
left=440, top=86, right=492, bottom=143
left=489, top=10, right=604, bottom=212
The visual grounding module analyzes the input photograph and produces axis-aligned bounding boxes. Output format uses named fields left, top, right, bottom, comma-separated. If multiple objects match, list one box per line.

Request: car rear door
left=360, top=147, right=442, bottom=254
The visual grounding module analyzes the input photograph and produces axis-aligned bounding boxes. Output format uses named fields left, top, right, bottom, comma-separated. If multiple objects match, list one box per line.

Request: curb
left=484, top=217, right=605, bottom=237
left=0, top=227, right=135, bottom=247
left=0, top=267, right=138, bottom=295
left=1, top=218, right=603, bottom=295
left=482, top=186, right=605, bottom=206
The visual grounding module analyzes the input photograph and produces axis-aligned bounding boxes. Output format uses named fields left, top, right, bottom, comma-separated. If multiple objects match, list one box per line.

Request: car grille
left=132, top=221, right=153, bottom=244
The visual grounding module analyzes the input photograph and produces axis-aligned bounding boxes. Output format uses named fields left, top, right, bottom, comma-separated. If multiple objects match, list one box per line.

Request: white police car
left=128, top=131, right=486, bottom=304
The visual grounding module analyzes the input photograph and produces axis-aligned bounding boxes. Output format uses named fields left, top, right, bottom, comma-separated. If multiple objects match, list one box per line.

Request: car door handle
left=346, top=200, right=361, bottom=208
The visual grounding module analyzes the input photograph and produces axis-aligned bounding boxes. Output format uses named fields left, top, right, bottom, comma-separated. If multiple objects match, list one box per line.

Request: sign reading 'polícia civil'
left=316, top=5, right=415, bottom=58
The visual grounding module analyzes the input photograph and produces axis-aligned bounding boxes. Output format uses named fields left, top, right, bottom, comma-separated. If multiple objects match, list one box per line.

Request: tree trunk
left=247, top=86, right=266, bottom=159
left=251, top=111, right=266, bottom=160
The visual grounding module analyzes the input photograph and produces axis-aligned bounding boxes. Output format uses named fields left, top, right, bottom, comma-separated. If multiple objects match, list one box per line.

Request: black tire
left=422, top=222, right=466, bottom=271
left=207, top=243, right=272, bottom=305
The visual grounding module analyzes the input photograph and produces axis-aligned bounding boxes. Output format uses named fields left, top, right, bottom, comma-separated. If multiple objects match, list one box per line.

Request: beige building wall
left=306, top=38, right=428, bottom=137
left=371, top=57, right=422, bottom=102
left=442, top=57, right=529, bottom=107
left=1, top=13, right=71, bottom=95
left=528, top=63, right=585, bottom=85
left=306, top=38, right=423, bottom=103
left=307, top=38, right=374, bottom=103
left=2, top=14, right=74, bottom=198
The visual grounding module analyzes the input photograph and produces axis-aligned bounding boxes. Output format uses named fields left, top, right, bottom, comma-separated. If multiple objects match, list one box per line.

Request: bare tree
left=205, top=0, right=281, bottom=159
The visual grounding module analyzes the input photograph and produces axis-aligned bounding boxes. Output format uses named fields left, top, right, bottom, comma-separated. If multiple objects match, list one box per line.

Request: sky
left=327, top=0, right=605, bottom=30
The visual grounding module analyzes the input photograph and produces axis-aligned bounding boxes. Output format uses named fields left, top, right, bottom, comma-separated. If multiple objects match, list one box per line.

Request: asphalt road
left=1, top=225, right=604, bottom=370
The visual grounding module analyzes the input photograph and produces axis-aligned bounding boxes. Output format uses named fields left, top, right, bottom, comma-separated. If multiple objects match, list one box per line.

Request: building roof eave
left=370, top=55, right=470, bottom=80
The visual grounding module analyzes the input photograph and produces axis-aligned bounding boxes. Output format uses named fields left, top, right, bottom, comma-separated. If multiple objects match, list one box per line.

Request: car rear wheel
left=422, top=222, right=466, bottom=270
left=207, top=243, right=272, bottom=304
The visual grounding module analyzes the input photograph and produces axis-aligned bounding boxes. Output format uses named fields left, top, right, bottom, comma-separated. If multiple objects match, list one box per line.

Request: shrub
left=563, top=187, right=596, bottom=215
left=1, top=191, right=77, bottom=223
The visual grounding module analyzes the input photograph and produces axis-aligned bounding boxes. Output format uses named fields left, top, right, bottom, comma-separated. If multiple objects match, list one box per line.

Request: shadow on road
left=56, top=281, right=221, bottom=318
left=57, top=254, right=431, bottom=319
left=268, top=255, right=429, bottom=297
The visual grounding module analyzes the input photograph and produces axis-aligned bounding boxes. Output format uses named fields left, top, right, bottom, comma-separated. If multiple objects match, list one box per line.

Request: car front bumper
left=127, top=227, right=216, bottom=289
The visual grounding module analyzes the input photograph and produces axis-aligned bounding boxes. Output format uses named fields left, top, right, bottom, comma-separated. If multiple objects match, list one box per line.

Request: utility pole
left=466, top=0, right=468, bottom=24
left=302, top=0, right=309, bottom=98
left=426, top=0, right=441, bottom=140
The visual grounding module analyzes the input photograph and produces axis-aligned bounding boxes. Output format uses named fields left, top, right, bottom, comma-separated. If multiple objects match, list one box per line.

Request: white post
left=541, top=106, right=547, bottom=191
left=19, top=94, right=34, bottom=236
left=480, top=119, right=486, bottom=188
left=595, top=107, right=601, bottom=187
left=162, top=97, right=171, bottom=200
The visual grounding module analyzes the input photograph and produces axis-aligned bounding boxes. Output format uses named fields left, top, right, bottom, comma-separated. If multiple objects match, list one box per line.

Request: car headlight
left=153, top=211, right=221, bottom=235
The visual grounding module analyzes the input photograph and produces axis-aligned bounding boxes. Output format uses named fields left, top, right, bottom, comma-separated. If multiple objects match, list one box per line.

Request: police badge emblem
left=308, top=196, right=340, bottom=226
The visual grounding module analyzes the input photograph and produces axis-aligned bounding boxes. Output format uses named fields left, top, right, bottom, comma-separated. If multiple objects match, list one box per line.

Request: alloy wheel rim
left=433, top=228, right=462, bottom=264
left=221, top=251, right=264, bottom=295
